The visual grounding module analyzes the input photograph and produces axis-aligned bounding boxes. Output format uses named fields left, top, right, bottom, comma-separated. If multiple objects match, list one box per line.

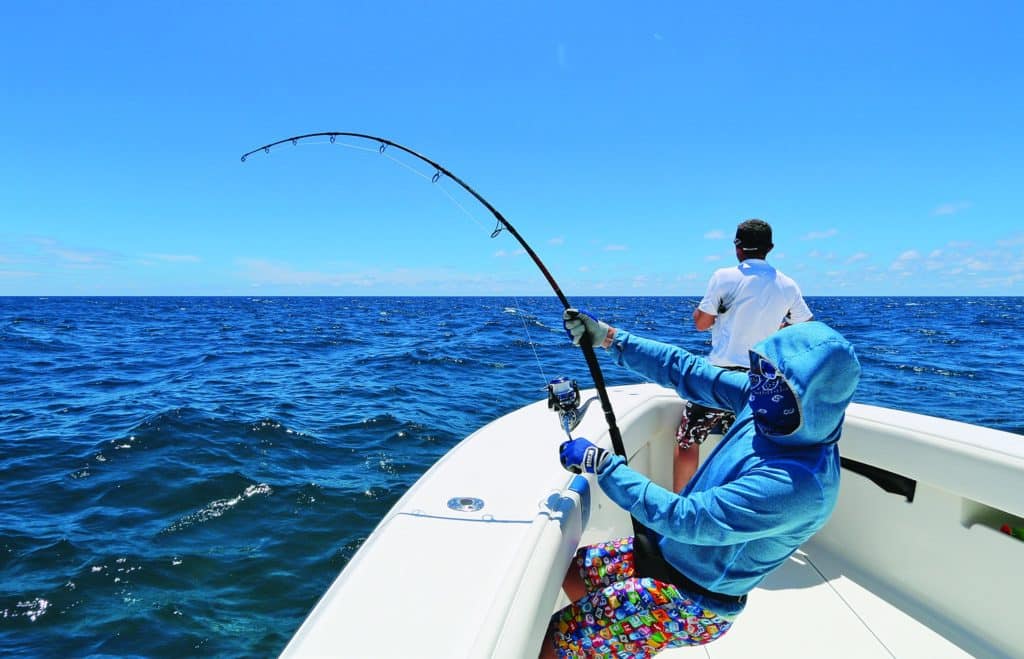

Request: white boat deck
left=657, top=543, right=974, bottom=659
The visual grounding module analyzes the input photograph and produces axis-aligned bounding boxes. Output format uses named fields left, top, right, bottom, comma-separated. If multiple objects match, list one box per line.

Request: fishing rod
left=240, top=131, right=629, bottom=462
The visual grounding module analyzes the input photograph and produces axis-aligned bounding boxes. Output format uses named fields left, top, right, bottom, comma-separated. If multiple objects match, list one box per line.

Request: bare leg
left=538, top=634, right=559, bottom=659
left=538, top=564, right=585, bottom=658
left=561, top=563, right=585, bottom=602
left=673, top=442, right=699, bottom=493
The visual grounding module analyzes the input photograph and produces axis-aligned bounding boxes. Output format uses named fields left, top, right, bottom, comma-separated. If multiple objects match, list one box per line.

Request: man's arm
left=598, top=456, right=822, bottom=544
left=782, top=293, right=814, bottom=327
left=694, top=270, right=724, bottom=331
left=780, top=310, right=814, bottom=329
left=693, top=307, right=716, bottom=331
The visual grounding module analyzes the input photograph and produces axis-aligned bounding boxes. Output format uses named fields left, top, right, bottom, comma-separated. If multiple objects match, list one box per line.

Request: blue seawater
left=1, top=296, right=1021, bottom=657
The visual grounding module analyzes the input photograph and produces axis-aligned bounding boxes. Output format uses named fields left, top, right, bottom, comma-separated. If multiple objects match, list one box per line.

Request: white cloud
left=846, top=252, right=869, bottom=265
left=802, top=229, right=838, bottom=240
left=236, top=259, right=517, bottom=293
left=32, top=238, right=119, bottom=269
left=889, top=251, right=921, bottom=271
left=143, top=253, right=200, bottom=263
left=873, top=238, right=1022, bottom=286
left=239, top=259, right=351, bottom=286
left=54, top=249, right=100, bottom=263
left=704, top=230, right=724, bottom=239
left=933, top=201, right=971, bottom=216
left=548, top=236, right=565, bottom=246
left=704, top=254, right=721, bottom=262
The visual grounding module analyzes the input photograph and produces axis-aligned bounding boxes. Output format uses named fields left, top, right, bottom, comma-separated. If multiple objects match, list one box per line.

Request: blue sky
left=2, top=1, right=1021, bottom=296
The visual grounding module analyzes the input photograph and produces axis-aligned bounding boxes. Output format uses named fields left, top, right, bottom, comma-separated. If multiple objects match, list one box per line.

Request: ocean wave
left=160, top=482, right=272, bottom=535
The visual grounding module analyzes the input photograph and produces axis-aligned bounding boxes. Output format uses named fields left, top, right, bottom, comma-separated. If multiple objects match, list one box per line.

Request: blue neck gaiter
left=748, top=350, right=801, bottom=436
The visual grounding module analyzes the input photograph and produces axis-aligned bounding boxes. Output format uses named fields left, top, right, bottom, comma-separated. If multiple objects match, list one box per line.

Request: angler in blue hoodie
left=540, top=309, right=860, bottom=659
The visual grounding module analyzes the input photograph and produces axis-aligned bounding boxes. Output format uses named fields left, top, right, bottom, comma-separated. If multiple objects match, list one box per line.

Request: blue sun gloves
left=563, top=308, right=611, bottom=348
left=559, top=437, right=609, bottom=474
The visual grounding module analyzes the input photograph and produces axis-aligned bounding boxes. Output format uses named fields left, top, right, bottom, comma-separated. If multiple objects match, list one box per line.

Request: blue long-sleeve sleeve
left=597, top=454, right=827, bottom=545
left=609, top=329, right=749, bottom=414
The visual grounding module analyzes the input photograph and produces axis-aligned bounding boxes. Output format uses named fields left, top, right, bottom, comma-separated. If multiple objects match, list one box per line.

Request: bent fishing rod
left=240, top=132, right=629, bottom=460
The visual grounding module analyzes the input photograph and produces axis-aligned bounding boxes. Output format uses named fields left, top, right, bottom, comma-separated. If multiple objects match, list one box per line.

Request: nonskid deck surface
left=658, top=542, right=973, bottom=659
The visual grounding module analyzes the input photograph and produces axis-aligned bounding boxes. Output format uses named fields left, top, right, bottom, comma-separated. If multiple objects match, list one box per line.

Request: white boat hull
left=283, top=384, right=1024, bottom=658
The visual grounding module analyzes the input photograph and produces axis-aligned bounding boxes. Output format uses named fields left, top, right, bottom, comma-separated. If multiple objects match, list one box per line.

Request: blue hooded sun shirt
left=596, top=321, right=861, bottom=614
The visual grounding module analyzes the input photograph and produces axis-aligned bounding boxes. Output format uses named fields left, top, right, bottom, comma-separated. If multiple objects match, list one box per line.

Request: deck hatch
left=447, top=496, right=485, bottom=512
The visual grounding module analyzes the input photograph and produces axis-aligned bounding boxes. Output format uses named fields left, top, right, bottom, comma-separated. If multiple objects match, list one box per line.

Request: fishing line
left=422, top=178, right=552, bottom=385
left=293, top=137, right=551, bottom=382
left=240, top=132, right=631, bottom=467
left=291, top=136, right=498, bottom=237
left=509, top=303, right=549, bottom=385
left=365, top=144, right=552, bottom=382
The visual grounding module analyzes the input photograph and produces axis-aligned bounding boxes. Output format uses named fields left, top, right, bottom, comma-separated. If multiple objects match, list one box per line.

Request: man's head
left=734, top=219, right=773, bottom=260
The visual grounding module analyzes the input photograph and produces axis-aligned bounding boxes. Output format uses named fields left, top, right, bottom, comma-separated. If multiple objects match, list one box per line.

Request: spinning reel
left=547, top=376, right=583, bottom=437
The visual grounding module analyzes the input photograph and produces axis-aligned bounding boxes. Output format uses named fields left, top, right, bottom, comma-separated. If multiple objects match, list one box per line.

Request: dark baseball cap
left=734, top=219, right=773, bottom=251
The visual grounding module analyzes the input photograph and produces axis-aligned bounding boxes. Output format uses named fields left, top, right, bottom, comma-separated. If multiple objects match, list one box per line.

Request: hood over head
left=749, top=321, right=860, bottom=446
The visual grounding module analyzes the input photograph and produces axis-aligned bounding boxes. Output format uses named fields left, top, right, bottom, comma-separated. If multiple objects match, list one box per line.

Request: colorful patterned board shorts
left=676, top=366, right=748, bottom=449
left=676, top=400, right=735, bottom=449
left=548, top=538, right=737, bottom=658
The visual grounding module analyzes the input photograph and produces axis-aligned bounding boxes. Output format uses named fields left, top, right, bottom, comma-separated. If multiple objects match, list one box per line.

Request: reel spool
left=548, top=377, right=583, bottom=435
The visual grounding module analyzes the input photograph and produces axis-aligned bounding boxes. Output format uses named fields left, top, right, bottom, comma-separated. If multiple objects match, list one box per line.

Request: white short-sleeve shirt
left=697, top=259, right=812, bottom=367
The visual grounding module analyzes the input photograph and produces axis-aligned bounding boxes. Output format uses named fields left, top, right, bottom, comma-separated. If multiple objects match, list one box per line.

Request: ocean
left=1, top=296, right=1021, bottom=657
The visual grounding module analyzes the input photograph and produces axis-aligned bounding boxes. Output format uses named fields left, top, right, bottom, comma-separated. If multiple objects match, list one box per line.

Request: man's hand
left=559, top=437, right=609, bottom=474
left=693, top=308, right=716, bottom=331
left=563, top=308, right=613, bottom=348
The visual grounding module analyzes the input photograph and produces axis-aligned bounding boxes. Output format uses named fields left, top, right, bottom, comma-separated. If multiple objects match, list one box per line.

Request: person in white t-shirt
left=674, top=219, right=813, bottom=491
